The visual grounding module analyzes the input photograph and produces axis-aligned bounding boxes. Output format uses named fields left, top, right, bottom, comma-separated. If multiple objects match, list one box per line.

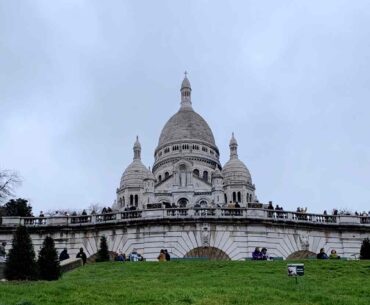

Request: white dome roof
left=222, top=133, right=252, bottom=185
left=120, top=159, right=149, bottom=188
left=158, top=108, right=216, bottom=148
left=222, top=158, right=252, bottom=185
left=120, top=137, right=152, bottom=188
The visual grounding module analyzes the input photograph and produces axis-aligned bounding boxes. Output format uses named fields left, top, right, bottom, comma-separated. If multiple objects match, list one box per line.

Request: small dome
left=120, top=160, right=150, bottom=188
left=157, top=108, right=216, bottom=148
left=144, top=167, right=155, bottom=181
left=222, top=133, right=252, bottom=185
left=120, top=137, right=152, bottom=188
left=222, top=158, right=252, bottom=185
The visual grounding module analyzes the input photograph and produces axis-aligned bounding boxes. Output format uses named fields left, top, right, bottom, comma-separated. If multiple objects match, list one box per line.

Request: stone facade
left=115, top=75, right=256, bottom=211
left=0, top=211, right=369, bottom=261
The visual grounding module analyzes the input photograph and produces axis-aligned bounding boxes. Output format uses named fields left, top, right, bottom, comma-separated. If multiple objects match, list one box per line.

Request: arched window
left=158, top=175, right=162, bottom=182
left=130, top=195, right=133, bottom=205
left=203, top=171, right=208, bottom=181
left=165, top=172, right=169, bottom=179
left=178, top=198, right=188, bottom=207
left=224, top=194, right=227, bottom=203
left=237, top=192, right=241, bottom=203
left=193, top=169, right=199, bottom=177
left=135, top=194, right=138, bottom=206
left=200, top=200, right=207, bottom=207
left=233, top=192, right=236, bottom=202
left=119, top=198, right=122, bottom=206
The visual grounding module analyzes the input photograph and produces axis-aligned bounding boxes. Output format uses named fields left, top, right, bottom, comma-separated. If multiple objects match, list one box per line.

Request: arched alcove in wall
left=184, top=247, right=230, bottom=260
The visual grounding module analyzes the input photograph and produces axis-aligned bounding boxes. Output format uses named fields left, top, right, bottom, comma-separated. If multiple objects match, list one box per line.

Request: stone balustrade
left=1, top=208, right=369, bottom=228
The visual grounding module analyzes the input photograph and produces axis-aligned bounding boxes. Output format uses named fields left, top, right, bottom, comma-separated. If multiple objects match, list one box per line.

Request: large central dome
left=157, top=75, right=216, bottom=149
left=158, top=107, right=216, bottom=148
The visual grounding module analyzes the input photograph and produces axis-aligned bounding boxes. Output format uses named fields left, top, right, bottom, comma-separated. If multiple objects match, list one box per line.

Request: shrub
left=5, top=226, right=38, bottom=280
left=38, top=236, right=60, bottom=280
left=360, top=238, right=370, bottom=259
left=96, top=236, right=110, bottom=262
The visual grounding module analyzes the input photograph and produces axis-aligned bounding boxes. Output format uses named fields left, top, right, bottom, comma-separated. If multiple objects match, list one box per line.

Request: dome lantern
left=133, top=136, right=141, bottom=160
left=229, top=132, right=238, bottom=159
left=180, top=71, right=192, bottom=109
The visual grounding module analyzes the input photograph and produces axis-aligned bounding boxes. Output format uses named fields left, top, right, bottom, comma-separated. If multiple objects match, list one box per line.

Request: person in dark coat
left=59, top=248, right=70, bottom=261
left=317, top=248, right=328, bottom=259
left=252, top=247, right=262, bottom=260
left=164, top=249, right=171, bottom=261
left=76, top=247, right=87, bottom=265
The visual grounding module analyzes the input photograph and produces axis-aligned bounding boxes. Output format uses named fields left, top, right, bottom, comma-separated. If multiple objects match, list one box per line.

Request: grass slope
left=1, top=260, right=370, bottom=305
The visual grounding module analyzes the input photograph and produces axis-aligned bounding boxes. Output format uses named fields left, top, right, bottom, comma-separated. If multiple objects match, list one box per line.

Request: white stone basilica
left=115, top=75, right=257, bottom=210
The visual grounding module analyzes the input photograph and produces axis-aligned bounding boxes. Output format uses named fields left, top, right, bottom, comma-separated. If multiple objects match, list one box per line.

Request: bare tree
left=0, top=169, right=21, bottom=203
left=87, top=203, right=104, bottom=213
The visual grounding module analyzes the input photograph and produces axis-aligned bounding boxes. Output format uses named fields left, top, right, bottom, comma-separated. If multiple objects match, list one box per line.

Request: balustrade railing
left=121, top=210, right=142, bottom=219
left=1, top=207, right=369, bottom=227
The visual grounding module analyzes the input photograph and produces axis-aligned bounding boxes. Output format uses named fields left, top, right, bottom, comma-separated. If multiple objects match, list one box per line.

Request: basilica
left=114, top=75, right=257, bottom=210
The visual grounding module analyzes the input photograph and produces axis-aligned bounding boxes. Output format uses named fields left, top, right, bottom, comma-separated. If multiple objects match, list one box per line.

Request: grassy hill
left=1, top=260, right=370, bottom=305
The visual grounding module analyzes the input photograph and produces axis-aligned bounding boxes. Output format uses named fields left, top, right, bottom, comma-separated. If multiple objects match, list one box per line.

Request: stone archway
left=184, top=247, right=230, bottom=260
left=287, top=250, right=316, bottom=259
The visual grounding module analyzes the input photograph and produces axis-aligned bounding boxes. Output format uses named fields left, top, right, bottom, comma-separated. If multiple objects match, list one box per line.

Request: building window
left=130, top=195, right=133, bottom=205
left=178, top=198, right=188, bottom=207
left=233, top=192, right=236, bottom=202
left=182, top=144, right=189, bottom=150
left=158, top=175, right=162, bottom=182
left=134, top=194, right=138, bottom=206
left=224, top=194, right=227, bottom=203
left=237, top=192, right=241, bottom=203
left=164, top=147, right=170, bottom=153
left=193, top=169, right=199, bottom=177
left=200, top=200, right=207, bottom=207
left=203, top=171, right=208, bottom=181
left=165, top=172, right=169, bottom=178
left=192, top=144, right=199, bottom=150
left=202, top=147, right=208, bottom=152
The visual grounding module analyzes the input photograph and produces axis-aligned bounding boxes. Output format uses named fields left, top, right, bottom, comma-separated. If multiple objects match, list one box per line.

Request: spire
left=229, top=132, right=238, bottom=159
left=133, top=136, right=141, bottom=160
left=180, top=71, right=192, bottom=109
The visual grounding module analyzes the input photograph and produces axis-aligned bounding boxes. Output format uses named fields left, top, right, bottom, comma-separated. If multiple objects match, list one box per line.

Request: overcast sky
left=1, top=0, right=369, bottom=214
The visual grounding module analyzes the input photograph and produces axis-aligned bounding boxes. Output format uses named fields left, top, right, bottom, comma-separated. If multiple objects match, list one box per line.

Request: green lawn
left=1, top=260, right=370, bottom=305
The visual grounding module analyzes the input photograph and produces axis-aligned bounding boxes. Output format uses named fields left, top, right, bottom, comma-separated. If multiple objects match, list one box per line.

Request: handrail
left=1, top=207, right=369, bottom=227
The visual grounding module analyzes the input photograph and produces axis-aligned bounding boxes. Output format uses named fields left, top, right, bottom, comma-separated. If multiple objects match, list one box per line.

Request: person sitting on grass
left=76, top=247, right=87, bottom=265
left=317, top=248, right=328, bottom=259
left=261, top=247, right=269, bottom=260
left=252, top=247, right=262, bottom=260
left=157, top=249, right=166, bottom=262
left=59, top=248, right=70, bottom=261
left=329, top=249, right=340, bottom=259
left=164, top=249, right=171, bottom=261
